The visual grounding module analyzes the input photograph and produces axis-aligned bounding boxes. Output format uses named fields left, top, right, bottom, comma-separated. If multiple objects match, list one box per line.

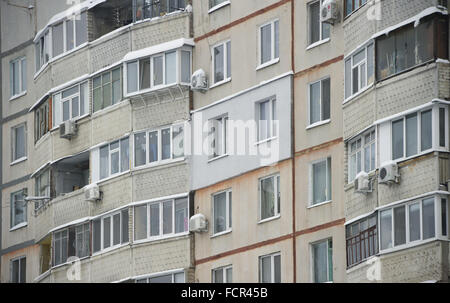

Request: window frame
left=209, top=0, right=230, bottom=11
left=10, top=256, right=26, bottom=283
left=10, top=57, right=27, bottom=99
left=11, top=123, right=27, bottom=164
left=135, top=270, right=185, bottom=283
left=259, top=252, right=281, bottom=283
left=97, top=137, right=130, bottom=182
left=124, top=48, right=192, bottom=97
left=311, top=238, right=333, bottom=283
left=211, top=189, right=232, bottom=236
left=309, top=157, right=332, bottom=206
left=344, top=0, right=369, bottom=18
left=256, top=97, right=277, bottom=143
left=212, top=265, right=233, bottom=283
left=345, top=213, right=378, bottom=268
left=133, top=197, right=189, bottom=243
left=348, top=128, right=376, bottom=182
left=93, top=67, right=123, bottom=113
left=211, top=40, right=231, bottom=87
left=307, top=0, right=331, bottom=46
left=209, top=114, right=229, bottom=160
left=92, top=209, right=129, bottom=255
left=258, top=19, right=280, bottom=69
left=344, top=42, right=374, bottom=101
left=378, top=195, right=448, bottom=254
left=133, top=123, right=185, bottom=169
left=10, top=189, right=27, bottom=229
left=52, top=81, right=89, bottom=128
left=258, top=174, right=281, bottom=222
left=308, top=76, right=331, bottom=126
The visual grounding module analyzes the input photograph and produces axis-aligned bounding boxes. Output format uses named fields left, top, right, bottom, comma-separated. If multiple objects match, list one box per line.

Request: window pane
left=394, top=206, right=406, bottom=246
left=274, top=254, right=281, bottom=283
left=14, top=126, right=26, bottom=160
left=274, top=21, right=279, bottom=59
left=352, top=67, right=359, bottom=94
left=103, top=217, right=111, bottom=249
left=175, top=198, right=188, bottom=233
left=120, top=137, right=129, bottom=172
left=309, top=1, right=320, bottom=44
left=153, top=56, right=163, bottom=86
left=181, top=51, right=191, bottom=83
left=134, top=205, right=147, bottom=240
left=261, top=177, right=275, bottom=220
left=226, top=267, right=232, bottom=283
left=392, top=119, right=404, bottom=160
left=71, top=97, right=79, bottom=118
left=134, top=133, right=147, bottom=167
left=113, top=213, right=121, bottom=246
left=127, top=62, right=138, bottom=93
left=66, top=19, right=74, bottom=51
left=111, top=151, right=119, bottom=175
left=150, top=204, right=160, bottom=236
left=367, top=44, right=374, bottom=84
left=163, top=201, right=173, bottom=235
left=20, top=59, right=26, bottom=92
left=174, top=272, right=185, bottom=283
left=310, top=82, right=320, bottom=124
left=313, top=241, right=328, bottom=283
left=214, top=44, right=224, bottom=83
left=421, top=110, right=432, bottom=151
left=406, top=113, right=417, bottom=157
left=19, top=257, right=26, bottom=283
left=261, top=24, right=272, bottom=64
left=360, top=63, right=366, bottom=89
left=259, top=101, right=270, bottom=140
left=422, top=198, right=435, bottom=239
left=345, top=59, right=351, bottom=98
left=214, top=192, right=227, bottom=234
left=112, top=68, right=121, bottom=104
left=93, top=219, right=101, bottom=252
left=409, top=203, right=421, bottom=242
left=214, top=268, right=223, bottom=283
left=161, top=128, right=171, bottom=160
left=62, top=100, right=70, bottom=122
left=122, top=209, right=129, bottom=243
left=312, top=160, right=327, bottom=205
left=102, top=78, right=111, bottom=109
left=80, top=82, right=87, bottom=115
left=376, top=35, right=395, bottom=80
left=149, top=275, right=172, bottom=283
left=172, top=125, right=184, bottom=158
left=139, top=58, right=150, bottom=90
left=93, top=77, right=102, bottom=112
left=380, top=209, right=392, bottom=250
left=165, top=51, right=176, bottom=84
left=322, top=78, right=330, bottom=120
left=260, top=256, right=271, bottom=283
left=75, top=12, right=87, bottom=47
left=149, top=131, right=158, bottom=163
left=442, top=199, right=447, bottom=236
left=322, top=22, right=330, bottom=40
left=440, top=108, right=446, bottom=147
left=99, top=145, right=109, bottom=179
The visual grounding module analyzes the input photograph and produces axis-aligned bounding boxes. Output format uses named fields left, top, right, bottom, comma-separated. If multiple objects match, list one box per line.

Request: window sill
left=50, top=113, right=90, bottom=131
left=97, top=170, right=131, bottom=185
left=10, top=157, right=27, bottom=166
left=9, top=222, right=28, bottom=232
left=125, top=83, right=187, bottom=99
left=92, top=243, right=130, bottom=258
left=132, top=157, right=186, bottom=173
left=306, top=119, right=331, bottom=130
left=208, top=154, right=229, bottom=163
left=256, top=58, right=280, bottom=71
left=306, top=38, right=331, bottom=51
left=379, top=237, right=446, bottom=256
left=390, top=149, right=436, bottom=166
left=307, top=200, right=332, bottom=209
left=209, top=78, right=231, bottom=89
left=257, top=215, right=281, bottom=225
left=255, top=136, right=278, bottom=146
left=210, top=229, right=232, bottom=239
left=133, top=232, right=190, bottom=245
left=92, top=99, right=127, bottom=118
left=51, top=256, right=90, bottom=270
left=208, top=1, right=231, bottom=14
left=9, top=91, right=27, bottom=101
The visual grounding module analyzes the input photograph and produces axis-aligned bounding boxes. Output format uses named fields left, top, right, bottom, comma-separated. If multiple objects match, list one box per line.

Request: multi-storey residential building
left=1, top=0, right=194, bottom=283
left=1, top=0, right=449, bottom=284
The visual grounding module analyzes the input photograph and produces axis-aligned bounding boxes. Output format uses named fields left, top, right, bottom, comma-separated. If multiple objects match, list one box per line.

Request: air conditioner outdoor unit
left=321, top=0, right=339, bottom=25
left=60, top=120, right=78, bottom=139
left=191, top=69, right=208, bottom=92
left=189, top=213, right=208, bottom=233
left=84, top=184, right=101, bottom=202
left=379, top=162, right=400, bottom=184
left=354, top=171, right=372, bottom=193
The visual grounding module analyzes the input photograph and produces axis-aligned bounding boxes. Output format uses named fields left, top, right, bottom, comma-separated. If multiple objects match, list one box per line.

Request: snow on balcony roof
left=34, top=0, right=106, bottom=42
left=122, top=38, right=195, bottom=62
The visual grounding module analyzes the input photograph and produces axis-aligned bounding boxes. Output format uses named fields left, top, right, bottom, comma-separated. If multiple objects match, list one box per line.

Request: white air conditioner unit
left=321, top=0, right=339, bottom=25
left=60, top=120, right=78, bottom=139
left=191, top=69, right=208, bottom=92
left=379, top=162, right=400, bottom=184
left=354, top=171, right=372, bottom=193
left=84, top=184, right=101, bottom=202
left=189, top=214, right=208, bottom=233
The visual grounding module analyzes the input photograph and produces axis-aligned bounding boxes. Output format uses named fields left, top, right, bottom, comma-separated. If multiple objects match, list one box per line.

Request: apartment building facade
left=0, top=0, right=449, bottom=284
left=1, top=0, right=194, bottom=283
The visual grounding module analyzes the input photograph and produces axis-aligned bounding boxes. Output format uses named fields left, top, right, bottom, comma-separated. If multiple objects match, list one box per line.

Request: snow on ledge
left=123, top=38, right=195, bottom=62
